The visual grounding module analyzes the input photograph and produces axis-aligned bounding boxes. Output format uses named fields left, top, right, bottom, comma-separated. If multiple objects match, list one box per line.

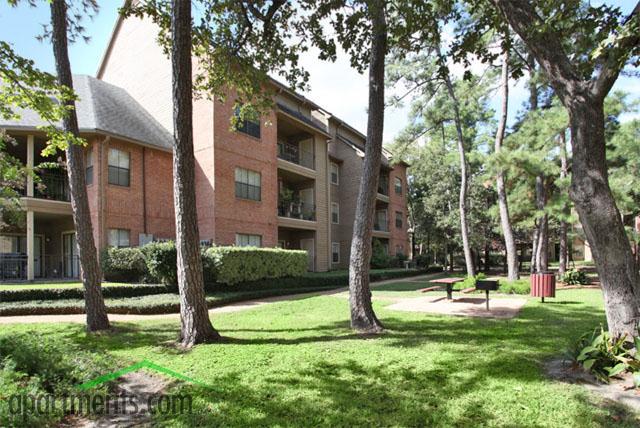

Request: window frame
left=395, top=211, right=403, bottom=229
left=234, top=107, right=261, bottom=139
left=331, top=242, right=340, bottom=264
left=107, top=148, right=130, bottom=187
left=331, top=202, right=340, bottom=224
left=234, top=167, right=262, bottom=201
left=235, top=233, right=262, bottom=247
left=394, top=177, right=403, bottom=195
left=85, top=149, right=94, bottom=185
left=108, top=228, right=130, bottom=248
left=330, top=162, right=339, bottom=185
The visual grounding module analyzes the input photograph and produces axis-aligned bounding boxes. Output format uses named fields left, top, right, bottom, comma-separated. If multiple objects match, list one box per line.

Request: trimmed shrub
left=205, top=246, right=307, bottom=285
left=0, top=284, right=177, bottom=302
left=141, top=241, right=177, bottom=285
left=414, top=253, right=430, bottom=268
left=371, top=239, right=393, bottom=269
left=101, top=247, right=147, bottom=282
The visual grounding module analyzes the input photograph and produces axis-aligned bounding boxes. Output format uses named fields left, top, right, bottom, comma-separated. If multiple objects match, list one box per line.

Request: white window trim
left=235, top=233, right=262, bottom=247
left=331, top=202, right=340, bottom=224
left=330, top=162, right=339, bottom=185
left=332, top=242, right=340, bottom=264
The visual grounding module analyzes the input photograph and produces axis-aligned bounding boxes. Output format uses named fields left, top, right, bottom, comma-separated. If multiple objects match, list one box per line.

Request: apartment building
left=0, top=12, right=409, bottom=280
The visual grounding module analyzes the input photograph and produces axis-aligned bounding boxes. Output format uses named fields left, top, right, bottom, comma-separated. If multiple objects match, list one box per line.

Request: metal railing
left=0, top=254, right=80, bottom=281
left=378, top=176, right=389, bottom=196
left=278, top=200, right=316, bottom=221
left=374, top=221, right=389, bottom=232
left=277, top=141, right=314, bottom=170
left=36, top=170, right=71, bottom=202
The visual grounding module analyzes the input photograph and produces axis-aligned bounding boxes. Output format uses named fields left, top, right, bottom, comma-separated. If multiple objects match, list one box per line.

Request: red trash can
left=531, top=272, right=556, bottom=302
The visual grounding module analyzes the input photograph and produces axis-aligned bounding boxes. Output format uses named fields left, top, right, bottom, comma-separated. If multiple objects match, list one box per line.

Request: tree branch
left=590, top=1, right=640, bottom=100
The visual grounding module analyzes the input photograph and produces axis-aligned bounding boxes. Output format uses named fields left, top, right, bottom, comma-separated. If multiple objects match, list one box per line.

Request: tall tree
left=558, top=131, right=569, bottom=275
left=494, top=42, right=519, bottom=280
left=346, top=0, right=387, bottom=333
left=170, top=0, right=220, bottom=347
left=50, top=0, right=109, bottom=332
left=491, top=0, right=640, bottom=338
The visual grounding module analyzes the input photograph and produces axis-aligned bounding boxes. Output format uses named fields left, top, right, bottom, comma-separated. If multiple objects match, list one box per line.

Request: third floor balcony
left=277, top=140, right=315, bottom=170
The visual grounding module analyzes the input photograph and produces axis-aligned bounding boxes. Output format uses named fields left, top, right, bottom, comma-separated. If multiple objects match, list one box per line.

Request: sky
left=0, top=1, right=637, bottom=144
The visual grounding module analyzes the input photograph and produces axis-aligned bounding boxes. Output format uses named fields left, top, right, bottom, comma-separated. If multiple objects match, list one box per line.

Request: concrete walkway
left=0, top=272, right=443, bottom=325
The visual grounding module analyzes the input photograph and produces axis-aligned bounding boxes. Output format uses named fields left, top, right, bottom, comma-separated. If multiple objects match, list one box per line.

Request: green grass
left=1, top=287, right=636, bottom=427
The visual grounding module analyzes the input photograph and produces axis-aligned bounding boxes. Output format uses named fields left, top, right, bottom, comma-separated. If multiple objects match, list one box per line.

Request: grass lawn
left=1, top=284, right=637, bottom=427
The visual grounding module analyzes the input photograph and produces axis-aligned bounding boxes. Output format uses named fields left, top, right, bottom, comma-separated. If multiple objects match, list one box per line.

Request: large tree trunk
left=490, top=0, right=640, bottom=339
left=494, top=46, right=519, bottom=280
left=558, top=132, right=569, bottom=276
left=171, top=0, right=220, bottom=347
left=440, top=49, right=475, bottom=277
left=569, top=100, right=640, bottom=338
left=50, top=0, right=109, bottom=332
left=348, top=0, right=386, bottom=334
left=535, top=174, right=549, bottom=272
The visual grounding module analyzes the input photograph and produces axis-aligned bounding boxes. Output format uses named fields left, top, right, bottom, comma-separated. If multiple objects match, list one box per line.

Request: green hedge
left=141, top=241, right=178, bottom=285
left=0, top=283, right=177, bottom=303
left=205, top=247, right=307, bottom=285
left=101, top=247, right=147, bottom=282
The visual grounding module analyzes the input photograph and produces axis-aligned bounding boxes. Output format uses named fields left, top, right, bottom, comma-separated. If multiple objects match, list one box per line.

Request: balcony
left=278, top=200, right=316, bottom=221
left=278, top=141, right=314, bottom=170
left=374, top=221, right=389, bottom=232
left=378, top=175, right=389, bottom=196
left=35, top=170, right=71, bottom=202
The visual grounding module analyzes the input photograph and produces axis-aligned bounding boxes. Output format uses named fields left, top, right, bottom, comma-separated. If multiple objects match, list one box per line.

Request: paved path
left=0, top=272, right=443, bottom=325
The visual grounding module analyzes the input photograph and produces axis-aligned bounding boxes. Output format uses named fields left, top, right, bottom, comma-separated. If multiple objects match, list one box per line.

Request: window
left=332, top=242, right=340, bottom=264
left=331, top=202, right=339, bottom=224
left=235, top=168, right=261, bottom=201
left=330, top=162, right=339, bottom=185
left=234, top=107, right=261, bottom=139
left=108, top=229, right=130, bottom=248
left=236, top=233, right=262, bottom=247
left=395, top=211, right=403, bottom=229
left=85, top=150, right=93, bottom=185
left=394, top=177, right=403, bottom=195
left=108, top=148, right=130, bottom=186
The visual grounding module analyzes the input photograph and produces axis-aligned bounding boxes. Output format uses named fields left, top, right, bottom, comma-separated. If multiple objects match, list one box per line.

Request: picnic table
left=424, top=277, right=464, bottom=300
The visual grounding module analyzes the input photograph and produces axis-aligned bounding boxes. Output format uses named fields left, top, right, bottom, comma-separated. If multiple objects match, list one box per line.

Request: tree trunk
left=558, top=132, right=569, bottom=276
left=535, top=174, right=549, bottom=272
left=171, top=0, right=220, bottom=347
left=483, top=243, right=490, bottom=273
left=50, top=0, right=109, bottom=332
left=347, top=0, right=386, bottom=334
left=494, top=46, right=519, bottom=280
left=440, top=47, right=475, bottom=277
left=530, top=225, right=539, bottom=274
left=569, top=99, right=640, bottom=338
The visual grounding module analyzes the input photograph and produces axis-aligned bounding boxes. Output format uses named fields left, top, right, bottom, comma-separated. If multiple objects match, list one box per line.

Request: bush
left=205, top=246, right=307, bottom=285
left=141, top=241, right=178, bottom=285
left=459, top=273, right=487, bottom=289
left=393, top=253, right=408, bottom=268
left=499, top=279, right=530, bottom=294
left=371, top=239, right=393, bottom=269
left=414, top=253, right=430, bottom=268
left=561, top=269, right=589, bottom=285
left=0, top=283, right=177, bottom=303
left=569, top=326, right=640, bottom=384
left=101, top=247, right=148, bottom=282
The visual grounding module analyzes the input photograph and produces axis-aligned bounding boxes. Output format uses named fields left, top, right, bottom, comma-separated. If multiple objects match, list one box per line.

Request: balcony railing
left=278, top=200, right=316, bottom=221
left=18, top=170, right=71, bottom=202
left=36, top=170, right=71, bottom=202
left=374, top=221, right=389, bottom=232
left=0, top=253, right=79, bottom=281
left=378, top=176, right=389, bottom=196
left=278, top=141, right=314, bottom=170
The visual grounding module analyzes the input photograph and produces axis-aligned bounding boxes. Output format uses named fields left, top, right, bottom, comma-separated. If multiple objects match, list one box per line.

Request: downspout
left=98, top=136, right=110, bottom=253
left=142, top=146, right=147, bottom=235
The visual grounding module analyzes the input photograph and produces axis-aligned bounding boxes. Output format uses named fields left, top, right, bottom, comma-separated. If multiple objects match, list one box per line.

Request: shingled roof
left=0, top=75, right=173, bottom=151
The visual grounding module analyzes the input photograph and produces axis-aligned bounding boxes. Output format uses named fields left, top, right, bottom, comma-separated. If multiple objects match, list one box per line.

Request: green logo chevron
left=77, top=360, right=211, bottom=391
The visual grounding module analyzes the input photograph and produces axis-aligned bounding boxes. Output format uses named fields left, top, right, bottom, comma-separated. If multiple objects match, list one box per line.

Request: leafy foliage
left=561, top=269, right=590, bottom=285
left=571, top=326, right=640, bottom=383
left=101, top=246, right=148, bottom=283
